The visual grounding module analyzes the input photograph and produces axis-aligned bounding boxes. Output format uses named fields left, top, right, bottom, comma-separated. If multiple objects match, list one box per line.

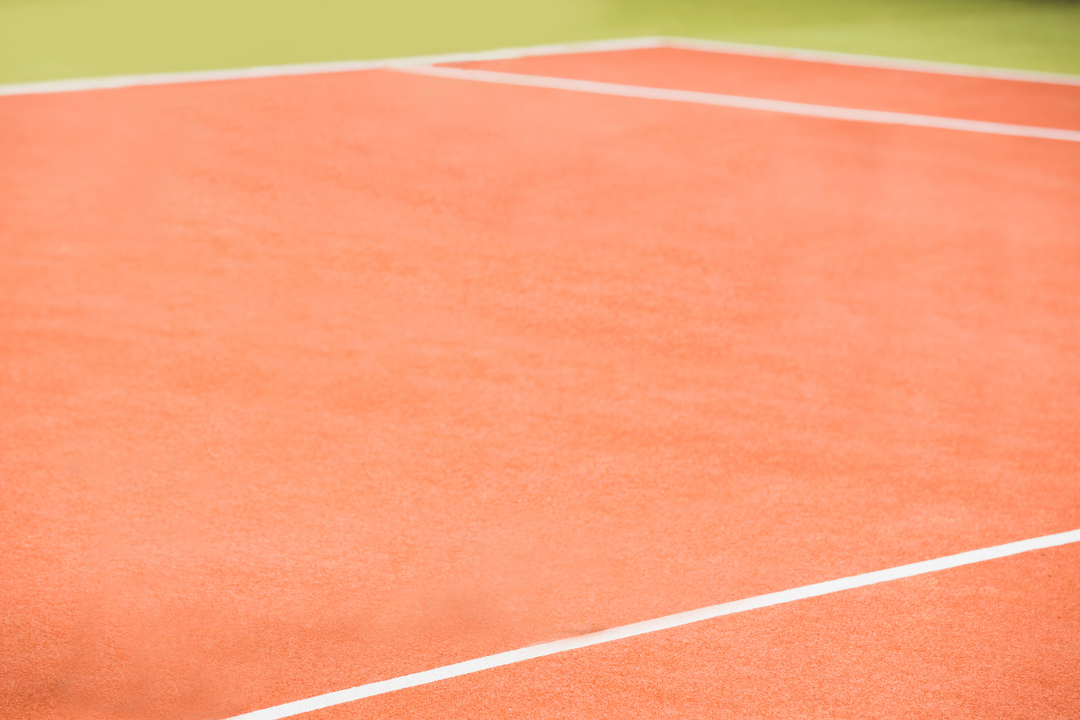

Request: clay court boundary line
left=225, top=527, right=1080, bottom=720
left=663, top=37, right=1080, bottom=86
left=3, top=36, right=1079, bottom=98
left=395, top=65, right=1080, bottom=143
left=0, top=37, right=658, bottom=97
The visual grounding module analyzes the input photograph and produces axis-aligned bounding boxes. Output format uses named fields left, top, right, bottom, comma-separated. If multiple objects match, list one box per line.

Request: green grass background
left=2, top=0, right=1079, bottom=85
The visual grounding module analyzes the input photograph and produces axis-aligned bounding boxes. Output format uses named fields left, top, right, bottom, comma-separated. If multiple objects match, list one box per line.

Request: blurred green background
left=2, top=0, right=1079, bottom=85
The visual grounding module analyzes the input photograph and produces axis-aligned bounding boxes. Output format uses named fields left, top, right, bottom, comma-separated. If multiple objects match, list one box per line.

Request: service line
left=395, top=65, right=1080, bottom=144
left=226, top=527, right=1080, bottom=720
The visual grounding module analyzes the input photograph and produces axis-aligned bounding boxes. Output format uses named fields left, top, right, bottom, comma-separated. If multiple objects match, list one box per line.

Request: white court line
left=394, top=65, right=1080, bottom=144
left=664, top=37, right=1080, bottom=87
left=0, top=37, right=660, bottom=97
left=3, top=36, right=1079, bottom=97
left=226, top=527, right=1080, bottom=720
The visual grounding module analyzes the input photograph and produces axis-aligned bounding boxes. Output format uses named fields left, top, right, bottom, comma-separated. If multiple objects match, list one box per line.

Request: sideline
left=397, top=65, right=1080, bottom=143
left=225, top=527, right=1080, bottom=720
left=664, top=37, right=1080, bottom=87
left=3, top=36, right=1079, bottom=97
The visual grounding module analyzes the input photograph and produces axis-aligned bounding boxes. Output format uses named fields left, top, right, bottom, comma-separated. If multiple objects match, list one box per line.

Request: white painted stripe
left=394, top=65, right=1080, bottom=143
left=663, top=37, right=1080, bottom=87
left=0, top=38, right=661, bottom=97
left=226, top=527, right=1080, bottom=720
left=3, top=35, right=1078, bottom=98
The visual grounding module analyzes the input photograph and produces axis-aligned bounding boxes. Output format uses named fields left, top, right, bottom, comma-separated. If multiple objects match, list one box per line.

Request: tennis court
left=2, top=38, right=1079, bottom=719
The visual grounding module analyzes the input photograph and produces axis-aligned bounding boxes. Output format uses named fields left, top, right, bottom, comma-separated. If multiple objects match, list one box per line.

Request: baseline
left=225, top=528, right=1080, bottom=720
left=3, top=36, right=1079, bottom=98
left=396, top=65, right=1080, bottom=143
left=0, top=38, right=660, bottom=97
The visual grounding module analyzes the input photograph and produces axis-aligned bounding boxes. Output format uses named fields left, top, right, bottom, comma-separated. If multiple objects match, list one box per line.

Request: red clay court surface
left=2, top=45, right=1079, bottom=719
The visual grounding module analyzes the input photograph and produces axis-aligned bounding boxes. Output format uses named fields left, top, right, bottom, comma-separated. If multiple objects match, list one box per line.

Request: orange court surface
left=2, top=42, right=1079, bottom=719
